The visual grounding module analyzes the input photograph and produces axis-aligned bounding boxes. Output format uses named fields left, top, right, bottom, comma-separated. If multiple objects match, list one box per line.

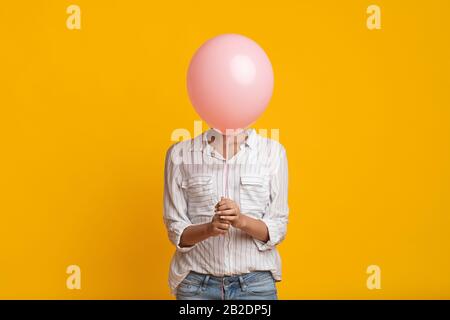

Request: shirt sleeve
left=163, top=145, right=196, bottom=253
left=254, top=146, right=289, bottom=251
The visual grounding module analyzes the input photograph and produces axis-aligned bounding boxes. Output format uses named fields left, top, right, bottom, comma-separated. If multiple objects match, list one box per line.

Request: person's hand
left=207, top=213, right=231, bottom=237
left=215, top=197, right=246, bottom=229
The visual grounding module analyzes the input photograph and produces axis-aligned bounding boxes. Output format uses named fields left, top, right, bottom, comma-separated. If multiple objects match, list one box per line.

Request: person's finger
left=217, top=222, right=230, bottom=230
left=216, top=197, right=227, bottom=205
left=213, top=213, right=229, bottom=221
left=215, top=201, right=225, bottom=208
left=216, top=209, right=236, bottom=216
left=217, top=198, right=232, bottom=206
left=216, top=228, right=228, bottom=235
left=219, top=215, right=236, bottom=222
left=213, top=229, right=226, bottom=236
left=216, top=203, right=233, bottom=211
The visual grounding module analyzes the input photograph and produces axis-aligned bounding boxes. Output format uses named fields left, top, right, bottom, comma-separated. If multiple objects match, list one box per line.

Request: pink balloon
left=187, top=34, right=274, bottom=134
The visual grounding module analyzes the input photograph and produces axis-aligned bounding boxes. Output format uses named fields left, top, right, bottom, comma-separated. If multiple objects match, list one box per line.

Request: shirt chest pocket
left=182, top=175, right=216, bottom=220
left=240, top=175, right=270, bottom=218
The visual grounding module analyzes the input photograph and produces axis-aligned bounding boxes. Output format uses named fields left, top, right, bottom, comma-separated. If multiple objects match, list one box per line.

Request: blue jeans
left=176, top=271, right=278, bottom=300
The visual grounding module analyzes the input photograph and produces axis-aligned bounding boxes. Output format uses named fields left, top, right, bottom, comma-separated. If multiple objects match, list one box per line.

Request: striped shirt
left=163, top=128, right=289, bottom=294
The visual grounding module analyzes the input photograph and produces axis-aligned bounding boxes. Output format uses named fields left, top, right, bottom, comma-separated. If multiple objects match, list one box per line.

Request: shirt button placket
left=222, top=157, right=230, bottom=275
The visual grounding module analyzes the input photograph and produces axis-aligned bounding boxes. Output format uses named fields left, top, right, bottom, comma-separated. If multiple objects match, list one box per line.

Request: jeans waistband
left=189, top=270, right=272, bottom=283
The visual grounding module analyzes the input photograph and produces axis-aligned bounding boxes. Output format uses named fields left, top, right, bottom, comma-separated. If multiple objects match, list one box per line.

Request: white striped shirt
left=163, top=128, right=289, bottom=294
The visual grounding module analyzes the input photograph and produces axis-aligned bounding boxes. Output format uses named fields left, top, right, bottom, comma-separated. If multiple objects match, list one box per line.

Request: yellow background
left=1, top=0, right=449, bottom=299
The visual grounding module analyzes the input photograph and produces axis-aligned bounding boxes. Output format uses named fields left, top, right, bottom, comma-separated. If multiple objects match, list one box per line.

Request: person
left=163, top=127, right=289, bottom=300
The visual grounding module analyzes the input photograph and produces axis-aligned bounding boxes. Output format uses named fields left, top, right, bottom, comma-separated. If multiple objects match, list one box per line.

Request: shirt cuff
left=173, top=223, right=198, bottom=253
left=253, top=218, right=277, bottom=251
